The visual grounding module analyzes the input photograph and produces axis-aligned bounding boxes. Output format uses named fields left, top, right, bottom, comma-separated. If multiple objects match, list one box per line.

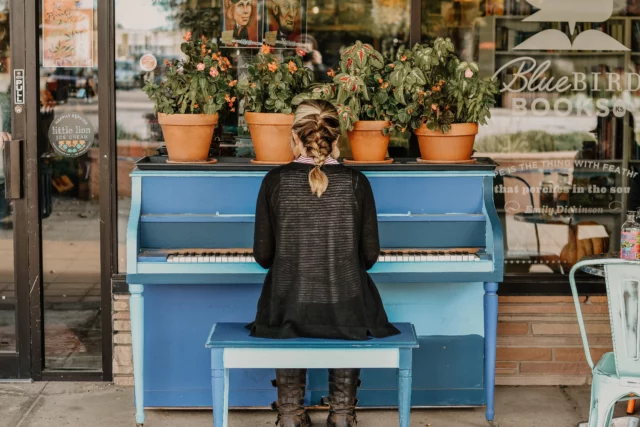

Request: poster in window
left=43, top=0, right=94, bottom=67
left=264, top=0, right=307, bottom=48
left=221, top=0, right=262, bottom=48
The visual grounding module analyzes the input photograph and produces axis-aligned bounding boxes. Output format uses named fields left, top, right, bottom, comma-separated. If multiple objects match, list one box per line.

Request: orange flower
left=389, top=64, right=395, bottom=68
left=251, top=83, right=257, bottom=88
left=183, top=31, right=192, bottom=41
left=225, top=94, right=231, bottom=102
left=194, top=103, right=199, bottom=109
left=261, top=44, right=271, bottom=55
left=212, top=53, right=218, bottom=60
left=400, top=55, right=407, bottom=61
left=378, top=78, right=383, bottom=83
left=268, top=62, right=278, bottom=72
left=288, top=60, right=298, bottom=74
left=296, top=48, right=306, bottom=57
left=228, top=80, right=238, bottom=87
left=327, top=69, right=335, bottom=77
left=431, top=104, right=438, bottom=111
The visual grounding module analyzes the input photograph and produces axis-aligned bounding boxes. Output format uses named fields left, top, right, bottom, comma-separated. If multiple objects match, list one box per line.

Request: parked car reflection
left=45, top=68, right=98, bottom=104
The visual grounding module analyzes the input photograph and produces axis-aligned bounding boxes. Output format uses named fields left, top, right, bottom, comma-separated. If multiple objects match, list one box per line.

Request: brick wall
left=497, top=295, right=611, bottom=386
left=111, top=294, right=612, bottom=386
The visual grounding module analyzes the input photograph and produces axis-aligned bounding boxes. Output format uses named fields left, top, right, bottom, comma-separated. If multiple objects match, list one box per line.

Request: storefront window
left=40, top=0, right=102, bottom=369
left=115, top=0, right=410, bottom=271
left=423, top=1, right=640, bottom=275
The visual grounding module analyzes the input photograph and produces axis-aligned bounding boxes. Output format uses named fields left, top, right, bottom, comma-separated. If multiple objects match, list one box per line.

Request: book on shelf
left=503, top=0, right=535, bottom=16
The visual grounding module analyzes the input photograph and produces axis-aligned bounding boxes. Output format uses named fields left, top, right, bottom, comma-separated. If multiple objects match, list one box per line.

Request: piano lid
left=135, top=156, right=499, bottom=172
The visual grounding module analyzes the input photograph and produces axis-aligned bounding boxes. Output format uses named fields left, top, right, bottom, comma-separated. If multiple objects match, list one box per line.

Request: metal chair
left=569, top=258, right=640, bottom=427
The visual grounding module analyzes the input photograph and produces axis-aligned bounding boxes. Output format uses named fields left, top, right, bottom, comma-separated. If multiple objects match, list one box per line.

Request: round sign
left=140, top=53, right=158, bottom=72
left=47, top=113, right=95, bottom=158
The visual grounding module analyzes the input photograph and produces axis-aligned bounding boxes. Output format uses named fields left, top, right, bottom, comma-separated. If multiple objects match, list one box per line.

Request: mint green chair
left=569, top=257, right=640, bottom=427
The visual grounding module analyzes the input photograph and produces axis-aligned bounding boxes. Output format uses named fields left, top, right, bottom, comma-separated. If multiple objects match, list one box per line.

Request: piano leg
left=130, top=284, right=145, bottom=426
left=484, top=282, right=499, bottom=426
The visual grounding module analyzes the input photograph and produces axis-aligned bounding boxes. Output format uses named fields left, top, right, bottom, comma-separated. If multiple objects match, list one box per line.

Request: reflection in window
left=423, top=1, right=640, bottom=274
left=115, top=0, right=411, bottom=271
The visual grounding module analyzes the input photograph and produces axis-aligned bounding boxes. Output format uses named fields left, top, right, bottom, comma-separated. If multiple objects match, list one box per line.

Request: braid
left=292, top=100, right=342, bottom=197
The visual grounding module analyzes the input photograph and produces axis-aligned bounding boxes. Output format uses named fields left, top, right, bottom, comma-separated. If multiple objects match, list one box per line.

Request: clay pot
left=245, top=112, right=295, bottom=163
left=415, top=123, right=479, bottom=162
left=347, top=120, right=391, bottom=162
left=158, top=113, right=218, bottom=162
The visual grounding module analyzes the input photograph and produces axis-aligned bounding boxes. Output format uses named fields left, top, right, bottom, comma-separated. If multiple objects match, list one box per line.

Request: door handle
left=3, top=139, right=23, bottom=200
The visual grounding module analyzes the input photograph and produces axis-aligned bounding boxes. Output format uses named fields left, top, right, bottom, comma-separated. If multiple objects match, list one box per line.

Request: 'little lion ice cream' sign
left=43, top=0, right=94, bottom=67
left=48, top=113, right=95, bottom=157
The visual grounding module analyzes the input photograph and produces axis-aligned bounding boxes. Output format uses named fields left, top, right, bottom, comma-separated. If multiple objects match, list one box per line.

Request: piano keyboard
left=165, top=250, right=481, bottom=263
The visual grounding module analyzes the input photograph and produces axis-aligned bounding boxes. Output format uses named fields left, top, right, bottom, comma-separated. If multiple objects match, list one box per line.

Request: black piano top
left=135, top=156, right=498, bottom=172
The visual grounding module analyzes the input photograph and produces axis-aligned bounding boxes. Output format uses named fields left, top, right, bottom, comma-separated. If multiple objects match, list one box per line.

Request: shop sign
left=43, top=0, right=94, bottom=67
left=48, top=113, right=95, bottom=157
left=139, top=53, right=157, bottom=72
left=494, top=0, right=636, bottom=118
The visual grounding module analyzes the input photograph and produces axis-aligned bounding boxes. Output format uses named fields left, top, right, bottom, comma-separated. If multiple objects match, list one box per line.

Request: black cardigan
left=247, top=162, right=399, bottom=340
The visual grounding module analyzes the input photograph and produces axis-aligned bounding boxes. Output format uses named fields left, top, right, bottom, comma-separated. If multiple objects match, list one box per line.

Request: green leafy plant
left=142, top=33, right=237, bottom=115
left=237, top=45, right=314, bottom=115
left=389, top=37, right=499, bottom=133
left=293, top=41, right=400, bottom=133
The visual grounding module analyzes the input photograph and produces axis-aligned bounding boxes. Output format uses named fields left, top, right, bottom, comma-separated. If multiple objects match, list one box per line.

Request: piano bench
left=205, top=322, right=419, bottom=427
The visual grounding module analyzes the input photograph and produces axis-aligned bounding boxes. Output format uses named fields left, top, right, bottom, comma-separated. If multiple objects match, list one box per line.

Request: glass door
left=0, top=0, right=31, bottom=379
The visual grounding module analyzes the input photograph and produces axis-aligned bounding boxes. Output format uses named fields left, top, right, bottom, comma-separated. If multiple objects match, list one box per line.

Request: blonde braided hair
left=292, top=100, right=341, bottom=197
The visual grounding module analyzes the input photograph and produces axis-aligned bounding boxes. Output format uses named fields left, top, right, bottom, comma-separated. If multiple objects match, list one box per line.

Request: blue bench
left=205, top=322, right=419, bottom=427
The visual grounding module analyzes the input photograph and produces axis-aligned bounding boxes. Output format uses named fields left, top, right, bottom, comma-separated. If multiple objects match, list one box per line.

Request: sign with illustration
left=47, top=113, right=95, bottom=157
left=43, top=0, right=94, bottom=67
left=222, top=0, right=262, bottom=47
left=495, top=0, right=638, bottom=119
left=514, top=0, right=628, bottom=51
left=264, top=0, right=306, bottom=48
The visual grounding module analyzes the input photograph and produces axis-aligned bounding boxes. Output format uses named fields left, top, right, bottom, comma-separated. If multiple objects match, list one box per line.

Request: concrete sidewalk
left=1, top=382, right=635, bottom=427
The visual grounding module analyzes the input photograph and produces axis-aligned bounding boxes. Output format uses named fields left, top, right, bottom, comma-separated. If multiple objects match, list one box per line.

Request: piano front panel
left=138, top=220, right=486, bottom=251
left=143, top=281, right=486, bottom=407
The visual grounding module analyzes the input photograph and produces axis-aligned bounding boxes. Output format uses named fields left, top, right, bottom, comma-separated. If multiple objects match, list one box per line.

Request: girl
left=248, top=99, right=399, bottom=427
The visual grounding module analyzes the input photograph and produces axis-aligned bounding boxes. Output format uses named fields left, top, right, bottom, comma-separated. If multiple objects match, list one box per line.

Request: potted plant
left=391, top=37, right=498, bottom=162
left=142, top=32, right=237, bottom=163
left=295, top=41, right=400, bottom=163
left=238, top=45, right=314, bottom=164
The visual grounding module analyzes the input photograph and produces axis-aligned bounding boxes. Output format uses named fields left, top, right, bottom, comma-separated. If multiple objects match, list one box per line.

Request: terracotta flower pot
left=347, top=120, right=391, bottom=162
left=244, top=112, right=294, bottom=163
left=158, top=113, right=218, bottom=162
left=415, top=123, right=479, bottom=162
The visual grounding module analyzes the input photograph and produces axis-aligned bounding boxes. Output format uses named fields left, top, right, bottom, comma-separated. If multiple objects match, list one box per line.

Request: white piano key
left=168, top=255, right=175, bottom=263
left=400, top=254, right=410, bottom=262
left=443, top=254, right=451, bottom=261
left=197, top=256, right=205, bottom=263
left=437, top=254, right=446, bottom=261
left=214, top=255, right=222, bottom=263
left=473, top=255, right=480, bottom=261
left=426, top=254, right=435, bottom=262
left=408, top=254, right=416, bottom=262
left=453, top=255, right=463, bottom=262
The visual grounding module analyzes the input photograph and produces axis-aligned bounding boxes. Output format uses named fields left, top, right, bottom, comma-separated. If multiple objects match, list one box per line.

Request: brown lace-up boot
left=327, top=368, right=361, bottom=427
left=272, top=369, right=311, bottom=427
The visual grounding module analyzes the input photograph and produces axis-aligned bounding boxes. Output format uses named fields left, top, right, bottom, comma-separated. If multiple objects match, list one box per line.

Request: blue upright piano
left=126, top=157, right=504, bottom=425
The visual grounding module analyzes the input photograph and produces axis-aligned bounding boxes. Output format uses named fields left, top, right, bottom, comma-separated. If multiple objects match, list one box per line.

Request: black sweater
left=247, top=162, right=400, bottom=340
